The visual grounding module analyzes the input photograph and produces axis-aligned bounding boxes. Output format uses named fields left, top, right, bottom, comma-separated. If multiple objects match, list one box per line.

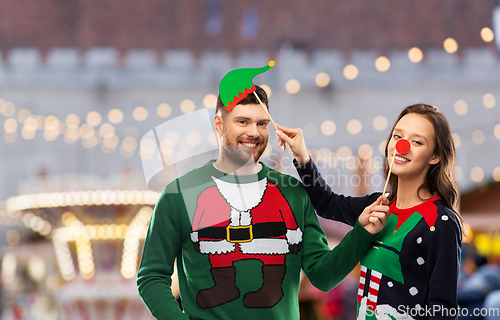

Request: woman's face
left=388, top=113, right=440, bottom=180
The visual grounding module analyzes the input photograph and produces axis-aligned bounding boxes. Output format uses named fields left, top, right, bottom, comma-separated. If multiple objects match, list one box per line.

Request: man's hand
left=275, top=124, right=310, bottom=166
left=358, top=195, right=389, bottom=234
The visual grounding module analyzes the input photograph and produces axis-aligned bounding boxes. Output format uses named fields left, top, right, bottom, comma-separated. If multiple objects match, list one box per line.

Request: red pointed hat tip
left=396, top=139, right=411, bottom=154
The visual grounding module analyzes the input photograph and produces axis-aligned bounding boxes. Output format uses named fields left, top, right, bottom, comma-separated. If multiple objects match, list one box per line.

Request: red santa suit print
left=190, top=176, right=303, bottom=309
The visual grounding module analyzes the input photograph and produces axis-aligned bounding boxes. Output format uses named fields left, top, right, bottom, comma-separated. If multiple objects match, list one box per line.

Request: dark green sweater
left=137, top=160, right=377, bottom=320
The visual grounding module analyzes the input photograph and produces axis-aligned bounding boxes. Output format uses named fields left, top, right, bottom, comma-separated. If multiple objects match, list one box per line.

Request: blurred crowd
left=456, top=240, right=500, bottom=320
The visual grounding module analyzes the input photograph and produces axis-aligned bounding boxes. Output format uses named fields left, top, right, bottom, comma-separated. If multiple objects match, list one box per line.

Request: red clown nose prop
left=396, top=139, right=411, bottom=154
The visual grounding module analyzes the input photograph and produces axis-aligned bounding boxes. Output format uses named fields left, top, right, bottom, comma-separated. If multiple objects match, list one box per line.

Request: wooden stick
left=381, top=149, right=397, bottom=204
left=253, top=91, right=278, bottom=130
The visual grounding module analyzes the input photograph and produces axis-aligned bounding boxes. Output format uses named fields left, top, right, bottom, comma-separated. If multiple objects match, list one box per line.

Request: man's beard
left=221, top=137, right=266, bottom=168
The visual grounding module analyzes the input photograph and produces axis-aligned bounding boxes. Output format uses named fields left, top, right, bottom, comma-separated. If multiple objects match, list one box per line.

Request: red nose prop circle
left=396, top=139, right=411, bottom=154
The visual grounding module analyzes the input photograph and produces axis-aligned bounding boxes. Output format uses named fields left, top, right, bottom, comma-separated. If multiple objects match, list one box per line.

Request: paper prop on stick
left=380, top=139, right=411, bottom=204
left=219, top=61, right=277, bottom=129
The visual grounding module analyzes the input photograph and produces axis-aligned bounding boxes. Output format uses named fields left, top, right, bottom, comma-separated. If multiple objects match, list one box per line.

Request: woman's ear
left=213, top=114, right=224, bottom=137
left=429, top=154, right=440, bottom=165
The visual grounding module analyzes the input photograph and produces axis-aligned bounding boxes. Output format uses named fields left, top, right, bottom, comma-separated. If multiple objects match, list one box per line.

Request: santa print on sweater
left=190, top=176, right=303, bottom=309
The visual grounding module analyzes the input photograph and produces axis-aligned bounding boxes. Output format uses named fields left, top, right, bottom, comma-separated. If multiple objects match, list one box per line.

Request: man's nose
left=246, top=124, right=260, bottom=138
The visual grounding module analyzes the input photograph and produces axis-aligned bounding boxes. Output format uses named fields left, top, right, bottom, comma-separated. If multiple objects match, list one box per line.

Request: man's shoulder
left=162, top=163, right=213, bottom=195
left=264, top=164, right=304, bottom=190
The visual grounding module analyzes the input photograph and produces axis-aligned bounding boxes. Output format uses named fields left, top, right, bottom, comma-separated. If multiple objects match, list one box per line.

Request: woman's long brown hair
left=383, top=104, right=465, bottom=235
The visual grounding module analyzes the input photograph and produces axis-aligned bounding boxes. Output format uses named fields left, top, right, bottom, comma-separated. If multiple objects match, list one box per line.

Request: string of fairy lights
left=0, top=29, right=495, bottom=136
left=0, top=31, right=497, bottom=198
left=0, top=30, right=496, bottom=193
left=0, top=29, right=496, bottom=153
left=1, top=27, right=499, bottom=279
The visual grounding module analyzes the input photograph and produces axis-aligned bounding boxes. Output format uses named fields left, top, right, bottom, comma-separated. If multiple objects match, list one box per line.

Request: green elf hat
left=219, top=60, right=274, bottom=112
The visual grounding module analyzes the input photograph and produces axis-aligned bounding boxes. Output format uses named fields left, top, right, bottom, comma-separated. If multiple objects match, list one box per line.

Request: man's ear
left=429, top=154, right=440, bottom=165
left=214, top=114, right=224, bottom=137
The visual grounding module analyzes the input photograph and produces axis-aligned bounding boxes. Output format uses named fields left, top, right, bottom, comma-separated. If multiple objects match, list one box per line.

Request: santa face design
left=190, top=176, right=302, bottom=309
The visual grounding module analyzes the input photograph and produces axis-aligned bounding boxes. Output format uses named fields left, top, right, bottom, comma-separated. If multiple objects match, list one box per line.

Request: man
left=137, top=85, right=389, bottom=319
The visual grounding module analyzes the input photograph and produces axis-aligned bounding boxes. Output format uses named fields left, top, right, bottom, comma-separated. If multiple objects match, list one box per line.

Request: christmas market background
left=0, top=1, right=500, bottom=319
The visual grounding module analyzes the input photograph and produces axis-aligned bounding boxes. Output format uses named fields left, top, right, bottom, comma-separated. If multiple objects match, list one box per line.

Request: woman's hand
left=358, top=195, right=389, bottom=234
left=275, top=124, right=310, bottom=166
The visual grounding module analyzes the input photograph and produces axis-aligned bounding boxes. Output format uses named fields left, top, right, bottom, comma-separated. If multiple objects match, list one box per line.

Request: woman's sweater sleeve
left=301, top=195, right=378, bottom=291
left=426, top=216, right=462, bottom=319
left=294, top=158, right=380, bottom=226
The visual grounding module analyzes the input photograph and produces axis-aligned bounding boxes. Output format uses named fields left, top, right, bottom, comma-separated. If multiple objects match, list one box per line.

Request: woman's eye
left=393, top=134, right=401, bottom=139
left=413, top=141, right=422, bottom=145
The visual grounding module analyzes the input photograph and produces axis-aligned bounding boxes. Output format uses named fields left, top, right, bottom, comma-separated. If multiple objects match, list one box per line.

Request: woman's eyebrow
left=413, top=133, right=428, bottom=142
left=393, top=128, right=428, bottom=142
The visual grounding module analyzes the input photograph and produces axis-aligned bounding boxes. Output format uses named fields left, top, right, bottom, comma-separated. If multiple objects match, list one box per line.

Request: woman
left=276, top=104, right=464, bottom=319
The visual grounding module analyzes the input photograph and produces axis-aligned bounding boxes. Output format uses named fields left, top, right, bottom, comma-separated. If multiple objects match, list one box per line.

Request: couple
left=137, top=85, right=462, bottom=319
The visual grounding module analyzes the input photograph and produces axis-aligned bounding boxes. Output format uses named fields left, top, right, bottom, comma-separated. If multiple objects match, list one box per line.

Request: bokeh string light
left=2, top=90, right=499, bottom=185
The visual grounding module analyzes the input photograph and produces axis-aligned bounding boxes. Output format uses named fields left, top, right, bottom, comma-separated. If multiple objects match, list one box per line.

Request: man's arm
left=301, top=195, right=382, bottom=292
left=137, top=193, right=190, bottom=320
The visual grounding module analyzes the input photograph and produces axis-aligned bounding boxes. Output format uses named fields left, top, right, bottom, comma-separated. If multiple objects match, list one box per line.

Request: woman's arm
left=426, top=215, right=462, bottom=319
left=276, top=124, right=379, bottom=226
left=295, top=158, right=380, bottom=225
left=302, top=195, right=388, bottom=291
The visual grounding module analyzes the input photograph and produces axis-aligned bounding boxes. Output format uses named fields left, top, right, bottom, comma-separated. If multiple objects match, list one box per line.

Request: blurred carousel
left=4, top=171, right=164, bottom=320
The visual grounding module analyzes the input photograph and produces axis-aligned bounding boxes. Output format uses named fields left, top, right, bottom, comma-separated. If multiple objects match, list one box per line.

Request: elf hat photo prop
left=219, top=61, right=274, bottom=112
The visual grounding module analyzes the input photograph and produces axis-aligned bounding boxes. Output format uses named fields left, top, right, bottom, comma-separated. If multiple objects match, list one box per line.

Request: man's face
left=214, top=103, right=270, bottom=165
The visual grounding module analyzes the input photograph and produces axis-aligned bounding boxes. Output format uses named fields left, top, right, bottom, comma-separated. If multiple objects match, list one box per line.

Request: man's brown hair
left=215, top=85, right=269, bottom=116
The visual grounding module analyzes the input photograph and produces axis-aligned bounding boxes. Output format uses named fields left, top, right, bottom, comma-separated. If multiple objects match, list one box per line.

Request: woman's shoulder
left=431, top=198, right=457, bottom=220
left=430, top=198, right=462, bottom=237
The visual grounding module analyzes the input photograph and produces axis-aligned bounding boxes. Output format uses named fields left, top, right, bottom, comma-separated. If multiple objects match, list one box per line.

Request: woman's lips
left=394, top=154, right=410, bottom=163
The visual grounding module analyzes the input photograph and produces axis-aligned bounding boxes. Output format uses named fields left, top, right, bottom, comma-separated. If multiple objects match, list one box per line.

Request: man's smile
left=240, top=141, right=259, bottom=149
